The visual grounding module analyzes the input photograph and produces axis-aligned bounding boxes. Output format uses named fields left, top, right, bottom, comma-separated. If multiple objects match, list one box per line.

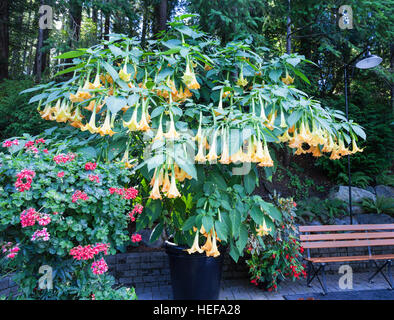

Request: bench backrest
left=299, top=224, right=394, bottom=257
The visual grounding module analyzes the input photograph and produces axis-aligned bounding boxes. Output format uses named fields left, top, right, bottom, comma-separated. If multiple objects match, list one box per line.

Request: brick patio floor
left=136, top=271, right=393, bottom=300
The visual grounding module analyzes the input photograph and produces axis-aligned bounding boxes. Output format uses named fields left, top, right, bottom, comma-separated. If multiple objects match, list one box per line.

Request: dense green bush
left=316, top=87, right=393, bottom=184
left=0, top=79, right=60, bottom=140
left=0, top=136, right=140, bottom=299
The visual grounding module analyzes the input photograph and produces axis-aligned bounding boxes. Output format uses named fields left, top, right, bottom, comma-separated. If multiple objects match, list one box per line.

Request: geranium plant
left=0, top=136, right=140, bottom=299
left=24, top=15, right=365, bottom=262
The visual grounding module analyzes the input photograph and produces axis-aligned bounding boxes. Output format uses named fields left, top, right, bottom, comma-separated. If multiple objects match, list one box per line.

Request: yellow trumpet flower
left=167, top=171, right=181, bottom=199
left=280, top=108, right=287, bottom=128
left=81, top=108, right=99, bottom=134
left=153, top=119, right=164, bottom=141
left=350, top=138, right=364, bottom=154
left=219, top=133, right=231, bottom=164
left=281, top=72, right=294, bottom=85
left=88, top=74, right=102, bottom=90
left=195, top=138, right=207, bottom=163
left=201, top=231, right=212, bottom=252
left=206, top=230, right=220, bottom=257
left=123, top=104, right=139, bottom=131
left=55, top=101, right=72, bottom=123
left=206, top=130, right=219, bottom=162
left=236, top=70, right=248, bottom=87
left=40, top=104, right=53, bottom=120
left=138, top=111, right=150, bottom=132
left=161, top=170, right=171, bottom=194
left=256, top=219, right=272, bottom=237
left=98, top=110, right=116, bottom=136
left=119, top=64, right=131, bottom=82
left=257, top=142, right=274, bottom=167
left=149, top=171, right=162, bottom=200
left=164, top=115, right=180, bottom=140
left=186, top=231, right=204, bottom=254
left=182, top=62, right=200, bottom=90
left=252, top=139, right=264, bottom=163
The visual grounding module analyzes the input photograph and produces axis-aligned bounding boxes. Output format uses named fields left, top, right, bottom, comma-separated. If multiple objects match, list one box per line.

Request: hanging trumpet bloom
left=81, top=105, right=99, bottom=134
left=257, top=142, right=274, bottom=167
left=206, top=229, right=220, bottom=257
left=259, top=96, right=267, bottom=121
left=236, top=69, right=248, bottom=87
left=98, top=109, right=116, bottom=136
left=281, top=72, right=294, bottom=85
left=167, top=169, right=181, bottom=199
left=219, top=129, right=231, bottom=164
left=201, top=231, right=213, bottom=252
left=149, top=170, right=162, bottom=200
left=153, top=117, right=164, bottom=141
left=206, top=130, right=219, bottom=162
left=350, top=138, right=364, bottom=154
left=123, top=103, right=140, bottom=132
left=88, top=73, right=102, bottom=90
left=252, top=139, right=264, bottom=163
left=182, top=60, right=200, bottom=90
left=256, top=219, right=272, bottom=237
left=69, top=106, right=84, bottom=128
left=120, top=146, right=134, bottom=169
left=195, top=136, right=207, bottom=163
left=84, top=100, right=103, bottom=113
left=40, top=104, right=53, bottom=120
left=279, top=108, right=287, bottom=128
left=138, top=101, right=151, bottom=132
left=186, top=231, right=204, bottom=254
left=119, top=63, right=131, bottom=82
left=161, top=170, right=171, bottom=194
left=164, top=113, right=180, bottom=140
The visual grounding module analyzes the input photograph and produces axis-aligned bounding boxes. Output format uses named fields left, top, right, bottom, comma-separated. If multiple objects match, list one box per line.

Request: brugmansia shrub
left=23, top=15, right=365, bottom=262
left=0, top=137, right=140, bottom=299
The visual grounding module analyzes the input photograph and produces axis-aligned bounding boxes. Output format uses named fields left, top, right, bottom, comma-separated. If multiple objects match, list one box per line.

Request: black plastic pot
left=164, top=241, right=225, bottom=300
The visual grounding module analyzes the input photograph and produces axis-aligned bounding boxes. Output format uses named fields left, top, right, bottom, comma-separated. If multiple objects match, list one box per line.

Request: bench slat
left=300, top=232, right=394, bottom=242
left=299, top=224, right=394, bottom=233
left=301, top=239, right=394, bottom=249
left=305, top=254, right=394, bottom=263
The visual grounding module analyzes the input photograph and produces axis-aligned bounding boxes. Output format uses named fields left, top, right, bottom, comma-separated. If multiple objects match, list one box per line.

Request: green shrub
left=295, top=197, right=348, bottom=224
left=0, top=79, right=59, bottom=139
left=361, top=196, right=394, bottom=215
left=0, top=136, right=141, bottom=299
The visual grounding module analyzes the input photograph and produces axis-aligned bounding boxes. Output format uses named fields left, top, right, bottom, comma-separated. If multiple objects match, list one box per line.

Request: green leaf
left=106, top=96, right=127, bottom=115
left=150, top=222, right=164, bottom=243
left=215, top=220, right=228, bottom=241
left=250, top=206, right=263, bottom=225
left=54, top=50, right=86, bottom=59
left=236, top=224, right=248, bottom=253
left=202, top=215, right=214, bottom=234
left=182, top=216, right=196, bottom=231
left=244, top=170, right=256, bottom=194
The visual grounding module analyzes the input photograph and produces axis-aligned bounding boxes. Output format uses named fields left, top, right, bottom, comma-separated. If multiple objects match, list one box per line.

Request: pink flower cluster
left=15, top=169, right=36, bottom=192
left=31, top=228, right=50, bottom=241
left=131, top=234, right=142, bottom=243
left=69, top=243, right=110, bottom=261
left=109, top=187, right=138, bottom=200
left=35, top=138, right=46, bottom=144
left=24, top=141, right=39, bottom=154
left=20, top=208, right=38, bottom=227
left=1, top=242, right=20, bottom=259
left=71, top=190, right=89, bottom=203
left=57, top=171, right=65, bottom=178
left=128, top=204, right=143, bottom=222
left=20, top=208, right=52, bottom=228
left=88, top=174, right=100, bottom=183
left=2, top=139, right=19, bottom=148
left=91, top=258, right=108, bottom=275
left=85, top=162, right=97, bottom=171
left=37, top=214, right=51, bottom=226
left=53, top=153, right=76, bottom=164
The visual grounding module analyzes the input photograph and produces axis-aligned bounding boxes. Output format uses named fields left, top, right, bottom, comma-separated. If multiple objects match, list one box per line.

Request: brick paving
left=136, top=271, right=393, bottom=300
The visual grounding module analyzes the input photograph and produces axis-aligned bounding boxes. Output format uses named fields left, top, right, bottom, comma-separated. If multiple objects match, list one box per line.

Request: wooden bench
left=299, top=224, right=394, bottom=295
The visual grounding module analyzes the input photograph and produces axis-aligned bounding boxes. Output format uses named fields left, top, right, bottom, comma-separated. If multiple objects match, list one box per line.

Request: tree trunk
left=286, top=0, right=291, bottom=55
left=0, top=0, right=9, bottom=81
left=69, top=0, right=83, bottom=44
left=141, top=7, right=148, bottom=47
left=391, top=43, right=394, bottom=114
left=153, top=0, right=167, bottom=36
left=104, top=10, right=110, bottom=41
left=21, top=2, right=33, bottom=74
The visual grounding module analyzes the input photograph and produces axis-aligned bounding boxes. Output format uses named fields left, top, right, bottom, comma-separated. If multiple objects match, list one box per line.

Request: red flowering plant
left=245, top=194, right=306, bottom=292
left=0, top=136, right=140, bottom=300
